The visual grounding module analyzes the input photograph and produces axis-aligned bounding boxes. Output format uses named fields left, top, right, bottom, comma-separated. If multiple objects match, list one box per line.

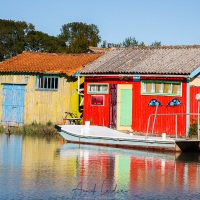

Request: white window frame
left=36, top=76, right=59, bottom=90
left=141, top=80, right=182, bottom=96
left=87, top=83, right=109, bottom=94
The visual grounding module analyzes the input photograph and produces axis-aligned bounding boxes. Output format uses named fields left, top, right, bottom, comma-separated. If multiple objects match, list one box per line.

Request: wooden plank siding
left=0, top=74, right=82, bottom=125
left=190, top=78, right=200, bottom=129
left=80, top=46, right=200, bottom=137
left=132, top=79, right=187, bottom=136
left=0, top=51, right=104, bottom=126
left=83, top=78, right=110, bottom=126
left=83, top=76, right=188, bottom=136
left=190, top=86, right=200, bottom=120
left=83, top=77, right=130, bottom=126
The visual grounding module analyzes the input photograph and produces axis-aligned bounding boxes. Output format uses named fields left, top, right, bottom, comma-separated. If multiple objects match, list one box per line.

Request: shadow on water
left=176, top=152, right=200, bottom=163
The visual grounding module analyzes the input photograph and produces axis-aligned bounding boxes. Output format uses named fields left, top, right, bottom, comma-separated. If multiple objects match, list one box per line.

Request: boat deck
left=58, top=125, right=175, bottom=140
left=56, top=125, right=200, bottom=152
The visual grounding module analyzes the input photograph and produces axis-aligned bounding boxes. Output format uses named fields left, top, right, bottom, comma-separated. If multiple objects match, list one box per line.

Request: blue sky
left=1, top=0, right=200, bottom=46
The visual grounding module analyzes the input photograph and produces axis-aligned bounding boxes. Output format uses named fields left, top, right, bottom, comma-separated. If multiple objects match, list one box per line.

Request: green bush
left=3, top=122, right=62, bottom=140
left=188, top=119, right=198, bottom=138
left=0, top=125, right=5, bottom=134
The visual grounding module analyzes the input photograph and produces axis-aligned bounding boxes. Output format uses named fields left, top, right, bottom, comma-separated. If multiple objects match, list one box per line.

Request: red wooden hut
left=78, top=46, right=200, bottom=137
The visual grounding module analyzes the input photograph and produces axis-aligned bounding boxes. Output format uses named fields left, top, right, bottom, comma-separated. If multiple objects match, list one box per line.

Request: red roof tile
left=0, top=51, right=103, bottom=75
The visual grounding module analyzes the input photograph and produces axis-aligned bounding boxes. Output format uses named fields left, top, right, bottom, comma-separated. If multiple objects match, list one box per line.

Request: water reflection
left=0, top=134, right=200, bottom=199
left=0, top=134, right=22, bottom=166
left=58, top=144, right=200, bottom=199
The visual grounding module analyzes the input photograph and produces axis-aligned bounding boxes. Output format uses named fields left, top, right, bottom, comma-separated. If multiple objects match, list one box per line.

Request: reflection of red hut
left=79, top=149, right=115, bottom=190
left=188, top=164, right=198, bottom=190
left=130, top=157, right=146, bottom=192
left=79, top=46, right=200, bottom=137
left=129, top=155, right=189, bottom=193
left=176, top=162, right=186, bottom=187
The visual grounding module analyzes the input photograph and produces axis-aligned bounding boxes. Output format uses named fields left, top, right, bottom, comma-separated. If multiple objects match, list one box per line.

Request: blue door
left=2, top=84, right=25, bottom=125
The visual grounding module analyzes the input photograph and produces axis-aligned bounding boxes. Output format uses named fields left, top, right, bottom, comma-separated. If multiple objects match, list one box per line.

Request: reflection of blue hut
left=148, top=99, right=162, bottom=107
left=0, top=134, right=22, bottom=196
left=0, top=134, right=22, bottom=166
left=167, top=98, right=181, bottom=107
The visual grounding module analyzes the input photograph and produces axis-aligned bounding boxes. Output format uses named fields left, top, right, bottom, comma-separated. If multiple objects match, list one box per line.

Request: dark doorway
left=109, top=84, right=117, bottom=128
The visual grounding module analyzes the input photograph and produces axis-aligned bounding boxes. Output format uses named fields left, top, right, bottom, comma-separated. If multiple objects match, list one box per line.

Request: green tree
left=0, top=19, right=67, bottom=61
left=103, top=36, right=163, bottom=49
left=101, top=40, right=107, bottom=48
left=25, top=30, right=66, bottom=53
left=122, top=37, right=138, bottom=47
left=105, top=36, right=145, bottom=48
left=139, top=41, right=145, bottom=47
left=59, top=22, right=101, bottom=53
left=0, top=19, right=34, bottom=61
left=151, top=41, right=162, bottom=47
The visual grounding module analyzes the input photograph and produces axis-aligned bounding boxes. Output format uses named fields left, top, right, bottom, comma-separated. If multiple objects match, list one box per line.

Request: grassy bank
left=0, top=122, right=63, bottom=140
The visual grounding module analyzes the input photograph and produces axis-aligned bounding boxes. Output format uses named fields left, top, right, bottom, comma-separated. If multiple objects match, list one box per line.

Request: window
left=91, top=95, right=104, bottom=106
left=87, top=83, right=109, bottom=94
left=141, top=81, right=181, bottom=96
left=36, top=76, right=59, bottom=90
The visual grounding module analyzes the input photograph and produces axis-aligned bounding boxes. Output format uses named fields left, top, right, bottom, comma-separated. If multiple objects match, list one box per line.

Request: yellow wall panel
left=0, top=74, right=82, bottom=125
left=191, top=77, right=200, bottom=86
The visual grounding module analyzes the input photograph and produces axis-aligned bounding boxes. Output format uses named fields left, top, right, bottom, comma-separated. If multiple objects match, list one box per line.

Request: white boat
left=55, top=125, right=200, bottom=152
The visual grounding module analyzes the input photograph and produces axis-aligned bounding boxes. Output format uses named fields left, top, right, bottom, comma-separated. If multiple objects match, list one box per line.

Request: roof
left=88, top=46, right=108, bottom=53
left=0, top=51, right=103, bottom=76
left=80, top=45, right=200, bottom=76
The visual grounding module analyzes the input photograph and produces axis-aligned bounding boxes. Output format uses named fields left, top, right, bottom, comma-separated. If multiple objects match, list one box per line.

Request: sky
left=1, top=0, right=200, bottom=46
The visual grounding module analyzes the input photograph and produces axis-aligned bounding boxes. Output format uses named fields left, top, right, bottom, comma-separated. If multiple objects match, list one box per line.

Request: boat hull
left=56, top=125, right=200, bottom=152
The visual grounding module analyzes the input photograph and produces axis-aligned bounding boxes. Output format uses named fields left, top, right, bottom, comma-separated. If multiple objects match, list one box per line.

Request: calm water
left=0, top=134, right=200, bottom=200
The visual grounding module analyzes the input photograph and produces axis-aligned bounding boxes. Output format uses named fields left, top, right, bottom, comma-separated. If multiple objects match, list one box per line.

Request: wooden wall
left=0, top=74, right=81, bottom=125
left=84, top=76, right=188, bottom=136
left=83, top=77, right=130, bottom=126
left=132, top=79, right=187, bottom=136
left=190, top=86, right=200, bottom=119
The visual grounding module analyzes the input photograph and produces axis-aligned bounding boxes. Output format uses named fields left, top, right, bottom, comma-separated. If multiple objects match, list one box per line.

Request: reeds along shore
left=0, top=122, right=62, bottom=140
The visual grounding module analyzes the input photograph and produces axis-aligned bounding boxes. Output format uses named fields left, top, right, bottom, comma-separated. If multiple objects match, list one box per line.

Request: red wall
left=190, top=86, right=200, bottom=121
left=83, top=77, right=130, bottom=126
left=84, top=77, right=188, bottom=136
left=83, top=89, right=109, bottom=126
left=132, top=79, right=187, bottom=136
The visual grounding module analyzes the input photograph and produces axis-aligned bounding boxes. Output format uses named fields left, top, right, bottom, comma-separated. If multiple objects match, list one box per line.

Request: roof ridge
left=110, top=45, right=200, bottom=50
left=22, top=50, right=103, bottom=56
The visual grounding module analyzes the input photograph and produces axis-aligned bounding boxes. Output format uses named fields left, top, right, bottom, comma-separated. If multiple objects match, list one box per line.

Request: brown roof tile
left=80, top=45, right=200, bottom=75
left=0, top=51, right=103, bottom=75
